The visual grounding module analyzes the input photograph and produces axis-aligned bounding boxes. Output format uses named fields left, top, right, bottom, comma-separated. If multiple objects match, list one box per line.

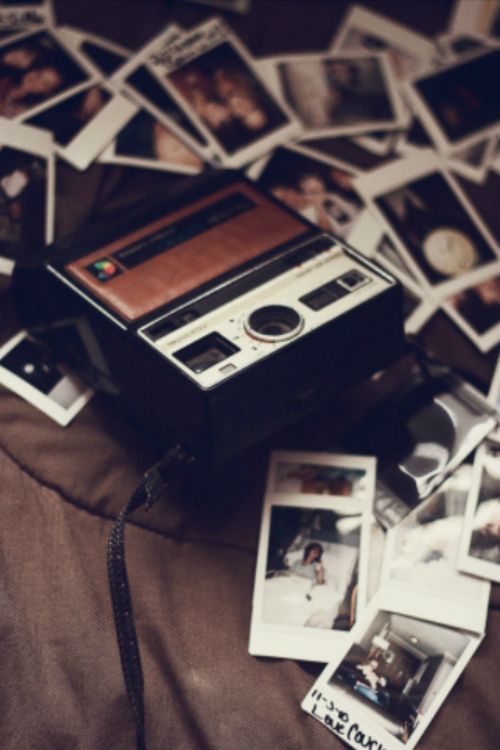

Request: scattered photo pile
left=251, top=387, right=500, bottom=750
left=0, top=0, right=499, bottom=358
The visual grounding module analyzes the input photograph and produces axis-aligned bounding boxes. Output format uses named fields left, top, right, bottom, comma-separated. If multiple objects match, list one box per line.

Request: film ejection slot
left=244, top=305, right=304, bottom=343
left=174, top=333, right=239, bottom=374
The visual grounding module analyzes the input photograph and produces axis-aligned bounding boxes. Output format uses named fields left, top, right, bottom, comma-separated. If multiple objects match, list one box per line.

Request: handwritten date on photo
left=308, top=689, right=387, bottom=750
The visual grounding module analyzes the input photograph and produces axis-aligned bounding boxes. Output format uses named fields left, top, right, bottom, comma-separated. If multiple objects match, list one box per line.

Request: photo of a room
left=329, top=611, right=472, bottom=743
left=263, top=505, right=362, bottom=630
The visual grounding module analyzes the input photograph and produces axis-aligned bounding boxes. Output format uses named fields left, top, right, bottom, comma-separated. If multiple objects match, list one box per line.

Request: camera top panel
left=60, top=178, right=311, bottom=324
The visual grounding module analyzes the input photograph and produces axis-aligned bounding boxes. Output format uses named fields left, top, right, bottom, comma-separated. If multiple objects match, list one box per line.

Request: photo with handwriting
left=0, top=29, right=90, bottom=119
left=254, top=146, right=362, bottom=239
left=263, top=505, right=362, bottom=630
left=169, top=41, right=288, bottom=155
left=327, top=611, right=474, bottom=744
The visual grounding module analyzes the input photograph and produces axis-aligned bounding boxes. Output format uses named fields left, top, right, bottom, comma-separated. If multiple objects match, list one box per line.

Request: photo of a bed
left=263, top=505, right=361, bottom=630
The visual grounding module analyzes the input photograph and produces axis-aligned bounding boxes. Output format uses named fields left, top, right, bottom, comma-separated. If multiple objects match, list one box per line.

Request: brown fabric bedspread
left=1, top=2, right=499, bottom=749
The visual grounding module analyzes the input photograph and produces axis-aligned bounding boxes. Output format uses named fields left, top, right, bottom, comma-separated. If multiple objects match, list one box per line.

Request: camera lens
left=245, top=305, right=304, bottom=342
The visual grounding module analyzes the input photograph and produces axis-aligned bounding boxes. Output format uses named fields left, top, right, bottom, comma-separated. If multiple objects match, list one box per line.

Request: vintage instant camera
left=15, top=172, right=406, bottom=465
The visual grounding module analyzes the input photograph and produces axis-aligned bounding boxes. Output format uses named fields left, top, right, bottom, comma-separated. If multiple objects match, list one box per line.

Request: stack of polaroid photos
left=1, top=0, right=500, bottom=359
left=249, top=356, right=500, bottom=750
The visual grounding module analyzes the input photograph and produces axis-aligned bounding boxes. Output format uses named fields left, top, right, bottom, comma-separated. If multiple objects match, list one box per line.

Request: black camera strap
left=107, top=444, right=195, bottom=750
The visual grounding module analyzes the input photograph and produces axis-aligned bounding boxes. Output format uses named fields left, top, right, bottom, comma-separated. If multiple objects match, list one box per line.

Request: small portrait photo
left=168, top=41, right=289, bottom=155
left=262, top=505, right=362, bottom=631
left=0, top=28, right=92, bottom=120
left=410, top=49, right=500, bottom=151
left=125, top=64, right=208, bottom=149
left=325, top=610, right=477, bottom=747
left=253, top=145, right=363, bottom=239
left=273, top=459, right=368, bottom=498
left=0, top=144, right=49, bottom=256
left=446, top=274, right=500, bottom=351
left=374, top=172, right=498, bottom=288
left=109, top=109, right=203, bottom=173
left=0, top=331, right=92, bottom=426
left=380, top=465, right=490, bottom=633
left=27, top=85, right=110, bottom=147
left=276, top=52, right=404, bottom=137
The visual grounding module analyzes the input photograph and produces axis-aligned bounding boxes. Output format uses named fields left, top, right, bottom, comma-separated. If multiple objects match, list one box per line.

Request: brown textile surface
left=1, top=2, right=499, bottom=749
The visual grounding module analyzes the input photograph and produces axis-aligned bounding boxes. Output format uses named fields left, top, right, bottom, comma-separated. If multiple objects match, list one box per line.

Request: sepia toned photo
left=0, top=28, right=97, bottom=121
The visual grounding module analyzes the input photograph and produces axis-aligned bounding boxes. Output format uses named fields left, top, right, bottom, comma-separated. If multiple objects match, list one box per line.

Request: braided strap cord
left=106, top=445, right=195, bottom=750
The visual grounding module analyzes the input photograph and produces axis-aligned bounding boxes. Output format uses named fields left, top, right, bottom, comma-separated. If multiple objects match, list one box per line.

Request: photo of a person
left=263, top=506, right=361, bottom=629
left=277, top=53, right=398, bottom=134
left=0, top=145, right=46, bottom=255
left=169, top=41, right=287, bottom=154
left=0, top=29, right=90, bottom=119
left=27, top=85, right=109, bottom=146
left=467, top=451, right=500, bottom=564
left=113, top=109, right=203, bottom=171
left=255, top=146, right=363, bottom=239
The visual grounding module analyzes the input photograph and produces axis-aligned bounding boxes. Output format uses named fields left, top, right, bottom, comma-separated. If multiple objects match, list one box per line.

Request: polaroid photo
left=247, top=143, right=364, bottom=241
left=269, top=50, right=407, bottom=142
left=379, top=463, right=490, bottom=633
left=343, top=358, right=498, bottom=526
left=0, top=117, right=54, bottom=261
left=0, top=330, right=93, bottom=426
left=458, top=443, right=500, bottom=582
left=442, top=272, right=500, bottom=352
left=331, top=4, right=438, bottom=82
left=99, top=108, right=204, bottom=175
left=351, top=130, right=402, bottom=157
left=397, top=113, right=496, bottom=185
left=109, top=24, right=216, bottom=164
left=25, top=80, right=138, bottom=170
left=355, top=151, right=500, bottom=301
left=450, top=0, right=500, bottom=41
left=404, top=46, right=500, bottom=157
left=0, top=27, right=101, bottom=123
left=0, top=0, right=54, bottom=31
left=436, top=30, right=493, bottom=62
left=249, top=450, right=376, bottom=662
left=301, top=600, right=482, bottom=750
left=142, top=17, right=302, bottom=168
left=367, top=517, right=386, bottom=605
left=57, top=25, right=131, bottom=78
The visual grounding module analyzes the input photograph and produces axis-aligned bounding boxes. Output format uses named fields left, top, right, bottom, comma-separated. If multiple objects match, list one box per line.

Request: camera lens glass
left=245, top=305, right=303, bottom=342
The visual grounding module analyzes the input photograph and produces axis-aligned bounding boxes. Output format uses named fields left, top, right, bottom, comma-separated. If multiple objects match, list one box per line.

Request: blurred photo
left=277, top=53, right=402, bottom=136
left=254, top=146, right=363, bottom=238
left=169, top=41, right=288, bottom=154
left=0, top=29, right=91, bottom=119
left=0, top=145, right=47, bottom=255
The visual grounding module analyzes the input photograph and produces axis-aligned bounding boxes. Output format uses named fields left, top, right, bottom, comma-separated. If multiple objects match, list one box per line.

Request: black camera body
left=15, top=172, right=406, bottom=465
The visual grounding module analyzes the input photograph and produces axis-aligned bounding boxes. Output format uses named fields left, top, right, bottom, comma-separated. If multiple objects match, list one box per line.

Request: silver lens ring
left=244, top=304, right=304, bottom=343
